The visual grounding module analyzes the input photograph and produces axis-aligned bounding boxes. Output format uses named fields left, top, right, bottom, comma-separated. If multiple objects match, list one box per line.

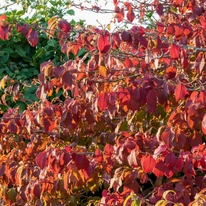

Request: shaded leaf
left=146, top=89, right=157, bottom=113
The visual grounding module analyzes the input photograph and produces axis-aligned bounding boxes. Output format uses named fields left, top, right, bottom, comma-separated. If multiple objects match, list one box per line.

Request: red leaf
left=174, top=24, right=184, bottom=38
left=127, top=9, right=135, bottom=22
left=75, top=154, right=89, bottom=170
left=0, top=14, right=7, bottom=27
left=98, top=33, right=110, bottom=53
left=35, top=151, right=47, bottom=169
left=183, top=161, right=196, bottom=176
left=8, top=121, right=18, bottom=133
left=175, top=158, right=183, bottom=172
left=98, top=93, right=109, bottom=111
left=165, top=152, right=176, bottom=170
left=104, top=144, right=114, bottom=156
left=161, top=127, right=175, bottom=148
left=153, top=160, right=166, bottom=177
left=0, top=25, right=9, bottom=40
left=200, top=16, right=206, bottom=28
left=62, top=71, right=73, bottom=86
left=156, top=3, right=164, bottom=16
left=153, top=144, right=167, bottom=158
left=32, top=184, right=41, bottom=198
left=59, top=152, right=71, bottom=166
left=181, top=49, right=189, bottom=69
left=124, top=57, right=132, bottom=68
left=59, top=20, right=71, bottom=33
left=201, top=114, right=206, bottom=135
left=175, top=83, right=188, bottom=101
left=141, top=154, right=156, bottom=173
left=165, top=66, right=176, bottom=79
left=118, top=88, right=131, bottom=104
left=43, top=118, right=57, bottom=132
left=115, top=7, right=124, bottom=23
left=61, top=111, right=72, bottom=127
left=146, top=89, right=157, bottom=113
left=195, top=52, right=205, bottom=73
left=95, top=148, right=103, bottom=163
left=170, top=44, right=180, bottom=59
left=200, top=157, right=206, bottom=170
left=85, top=109, right=95, bottom=125
left=26, top=29, right=39, bottom=47
left=124, top=2, right=132, bottom=10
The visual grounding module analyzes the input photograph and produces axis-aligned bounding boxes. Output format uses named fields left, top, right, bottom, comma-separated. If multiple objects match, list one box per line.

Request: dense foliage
left=0, top=0, right=206, bottom=205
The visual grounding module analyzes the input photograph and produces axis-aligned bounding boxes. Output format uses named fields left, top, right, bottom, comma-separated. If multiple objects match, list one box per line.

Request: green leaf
left=33, top=47, right=46, bottom=61
left=16, top=10, right=25, bottom=16
left=0, top=104, right=8, bottom=113
left=131, top=198, right=141, bottom=206
left=0, top=53, right=9, bottom=63
left=123, top=194, right=140, bottom=206
left=78, top=48, right=87, bottom=57
left=47, top=39, right=57, bottom=47
left=15, top=46, right=27, bottom=57
left=67, top=9, right=75, bottom=16
left=146, top=11, right=154, bottom=19
left=14, top=101, right=27, bottom=113
left=7, top=188, right=17, bottom=202
left=3, top=48, right=14, bottom=53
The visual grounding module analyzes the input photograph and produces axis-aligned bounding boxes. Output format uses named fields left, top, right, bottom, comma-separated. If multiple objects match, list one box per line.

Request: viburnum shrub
left=0, top=0, right=206, bottom=205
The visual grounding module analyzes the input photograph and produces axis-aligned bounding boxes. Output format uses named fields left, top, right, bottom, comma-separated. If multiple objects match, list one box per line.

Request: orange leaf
left=99, top=65, right=107, bottom=77
left=47, top=15, right=59, bottom=38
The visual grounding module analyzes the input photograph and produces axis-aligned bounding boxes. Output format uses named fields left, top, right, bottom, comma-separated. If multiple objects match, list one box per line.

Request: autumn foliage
left=0, top=0, right=206, bottom=205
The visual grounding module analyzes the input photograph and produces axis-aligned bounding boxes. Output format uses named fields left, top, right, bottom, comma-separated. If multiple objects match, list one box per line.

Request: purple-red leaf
left=35, top=151, right=47, bottom=169
left=156, top=3, right=164, bottom=16
left=26, top=28, right=39, bottom=47
left=17, top=24, right=29, bottom=36
left=146, top=89, right=157, bottom=113
left=0, top=25, right=9, bottom=40
left=127, top=9, right=135, bottom=22
left=74, top=154, right=89, bottom=170
left=62, top=71, right=73, bottom=86
left=59, top=20, right=71, bottom=33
